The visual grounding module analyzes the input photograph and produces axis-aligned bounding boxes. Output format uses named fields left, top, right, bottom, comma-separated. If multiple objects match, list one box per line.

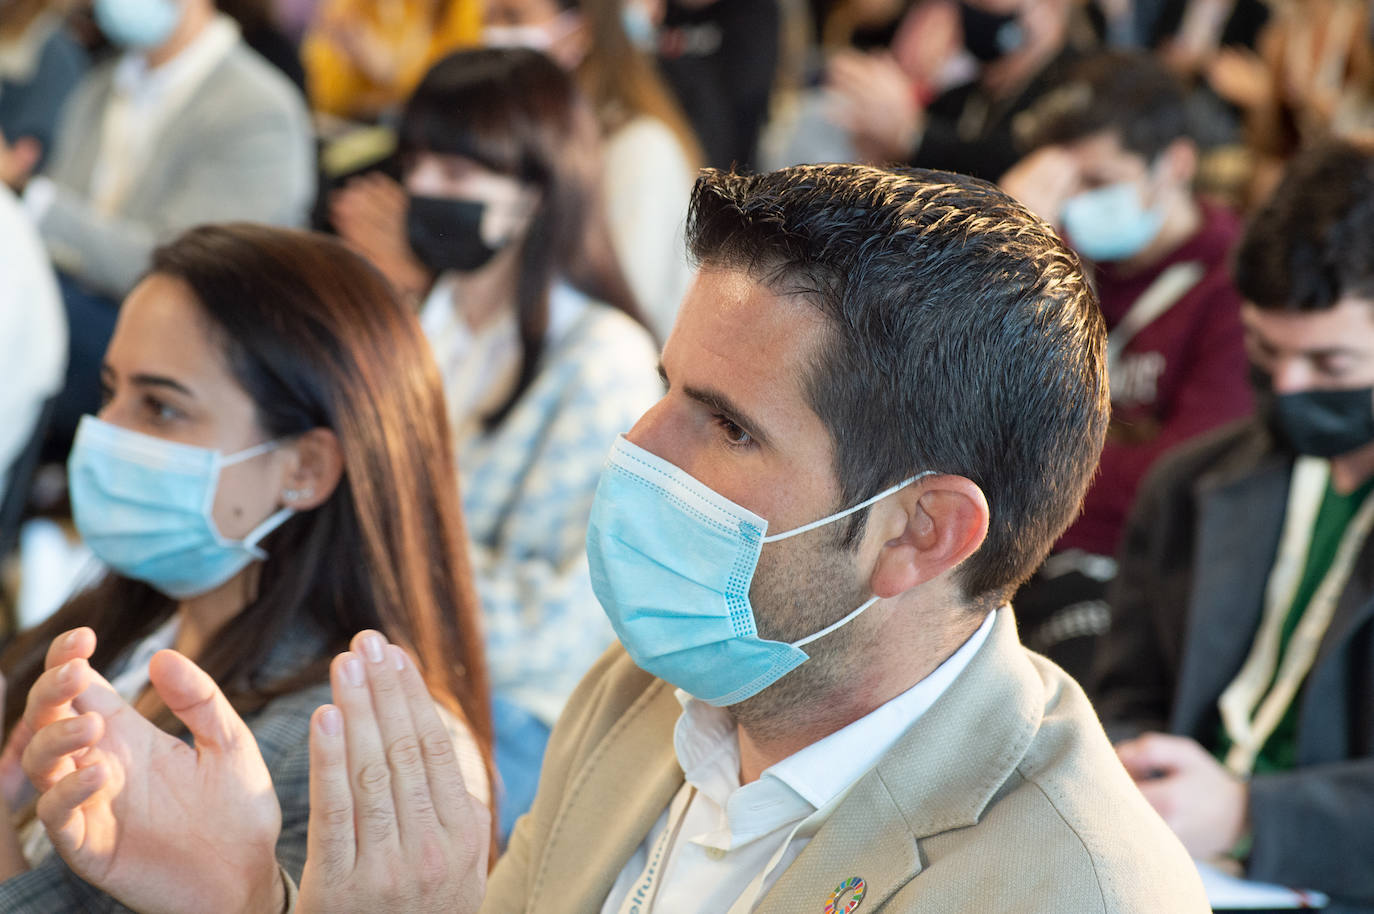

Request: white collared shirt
left=87, top=14, right=239, bottom=216
left=600, top=608, right=999, bottom=914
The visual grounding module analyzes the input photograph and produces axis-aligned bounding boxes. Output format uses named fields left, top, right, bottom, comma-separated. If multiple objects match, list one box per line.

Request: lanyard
left=1105, top=260, right=1204, bottom=397
left=616, top=784, right=696, bottom=914
left=1218, top=457, right=1374, bottom=775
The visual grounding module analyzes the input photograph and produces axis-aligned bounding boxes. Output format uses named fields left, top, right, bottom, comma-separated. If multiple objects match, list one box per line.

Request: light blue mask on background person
left=586, top=435, right=929, bottom=706
left=93, top=0, right=181, bottom=49
left=1059, top=182, right=1166, bottom=263
left=68, top=415, right=295, bottom=600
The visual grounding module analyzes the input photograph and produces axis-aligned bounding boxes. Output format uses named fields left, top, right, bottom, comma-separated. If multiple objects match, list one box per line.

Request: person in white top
left=0, top=185, right=65, bottom=498
left=13, top=164, right=1210, bottom=914
left=0, top=224, right=494, bottom=912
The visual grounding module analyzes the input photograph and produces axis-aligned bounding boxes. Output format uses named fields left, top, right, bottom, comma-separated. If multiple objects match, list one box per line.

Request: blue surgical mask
left=68, top=415, right=295, bottom=600
left=586, top=435, right=929, bottom=706
left=1059, top=181, right=1165, bottom=263
left=93, top=0, right=181, bottom=49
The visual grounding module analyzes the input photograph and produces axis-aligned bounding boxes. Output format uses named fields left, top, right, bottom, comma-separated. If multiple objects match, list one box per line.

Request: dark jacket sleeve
left=1090, top=453, right=1182, bottom=740
left=1247, top=759, right=1374, bottom=903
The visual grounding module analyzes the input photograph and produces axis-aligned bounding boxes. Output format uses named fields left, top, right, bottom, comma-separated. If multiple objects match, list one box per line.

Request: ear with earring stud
left=282, top=487, right=315, bottom=504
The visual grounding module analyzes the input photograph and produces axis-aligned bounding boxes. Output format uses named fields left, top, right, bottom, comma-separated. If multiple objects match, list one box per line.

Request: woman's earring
left=283, top=487, right=315, bottom=504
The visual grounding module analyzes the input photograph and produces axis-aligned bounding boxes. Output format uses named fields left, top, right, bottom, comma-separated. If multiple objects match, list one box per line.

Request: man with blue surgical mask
left=0, top=0, right=314, bottom=462
left=14, top=163, right=1212, bottom=913
left=999, top=50, right=1252, bottom=681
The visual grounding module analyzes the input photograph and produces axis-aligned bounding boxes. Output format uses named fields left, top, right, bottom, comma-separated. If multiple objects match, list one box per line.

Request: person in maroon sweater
left=1001, top=50, right=1253, bottom=682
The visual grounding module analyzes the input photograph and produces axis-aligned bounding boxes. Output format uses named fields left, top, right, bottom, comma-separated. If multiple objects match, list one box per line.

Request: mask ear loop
left=761, top=470, right=936, bottom=543
left=772, top=470, right=938, bottom=651
left=207, top=439, right=294, bottom=553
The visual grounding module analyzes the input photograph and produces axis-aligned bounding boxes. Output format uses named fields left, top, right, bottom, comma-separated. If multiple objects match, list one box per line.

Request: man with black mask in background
left=1093, top=139, right=1374, bottom=913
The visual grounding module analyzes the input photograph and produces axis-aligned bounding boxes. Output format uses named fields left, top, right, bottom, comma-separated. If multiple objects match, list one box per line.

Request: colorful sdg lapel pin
left=824, top=876, right=866, bottom=914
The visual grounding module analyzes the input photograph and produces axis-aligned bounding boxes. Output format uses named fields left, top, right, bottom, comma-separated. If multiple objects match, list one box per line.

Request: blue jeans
left=492, top=696, right=552, bottom=846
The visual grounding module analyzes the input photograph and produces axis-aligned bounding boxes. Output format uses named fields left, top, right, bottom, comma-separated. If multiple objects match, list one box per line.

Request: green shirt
left=1214, top=473, right=1374, bottom=774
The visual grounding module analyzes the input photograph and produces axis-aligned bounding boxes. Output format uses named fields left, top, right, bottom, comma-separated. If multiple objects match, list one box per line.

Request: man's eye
left=714, top=415, right=752, bottom=447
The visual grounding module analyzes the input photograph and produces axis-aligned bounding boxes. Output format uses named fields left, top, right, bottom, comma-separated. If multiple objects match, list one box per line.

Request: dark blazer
left=1092, top=418, right=1374, bottom=911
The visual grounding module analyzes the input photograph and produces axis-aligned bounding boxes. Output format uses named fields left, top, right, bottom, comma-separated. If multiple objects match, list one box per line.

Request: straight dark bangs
left=400, top=81, right=533, bottom=182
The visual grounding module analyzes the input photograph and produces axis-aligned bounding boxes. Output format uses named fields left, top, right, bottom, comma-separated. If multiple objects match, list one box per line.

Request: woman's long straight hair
left=0, top=224, right=497, bottom=845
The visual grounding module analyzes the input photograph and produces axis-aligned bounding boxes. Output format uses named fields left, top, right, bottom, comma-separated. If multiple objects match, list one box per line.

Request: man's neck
left=1113, top=192, right=1202, bottom=278
left=144, top=4, right=213, bottom=70
left=733, top=607, right=987, bottom=784
left=1330, top=439, right=1374, bottom=494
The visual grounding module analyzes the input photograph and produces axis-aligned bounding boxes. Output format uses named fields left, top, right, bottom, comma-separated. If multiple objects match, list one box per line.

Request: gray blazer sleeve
left=37, top=51, right=315, bottom=298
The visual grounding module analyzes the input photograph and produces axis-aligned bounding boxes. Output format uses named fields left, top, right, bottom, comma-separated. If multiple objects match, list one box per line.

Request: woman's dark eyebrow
left=130, top=374, right=196, bottom=398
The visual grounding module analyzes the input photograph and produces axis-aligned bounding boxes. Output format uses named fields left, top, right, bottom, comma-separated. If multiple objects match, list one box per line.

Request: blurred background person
left=300, top=0, right=479, bottom=121
left=0, top=0, right=85, bottom=173
left=218, top=0, right=306, bottom=90
left=780, top=0, right=1086, bottom=181
left=0, top=185, right=65, bottom=550
left=1094, top=139, right=1374, bottom=910
left=1205, top=0, right=1374, bottom=207
left=0, top=0, right=314, bottom=467
left=332, top=48, right=663, bottom=843
left=654, top=0, right=781, bottom=171
left=1000, top=50, right=1252, bottom=682
left=0, top=223, right=494, bottom=907
left=482, top=0, right=701, bottom=339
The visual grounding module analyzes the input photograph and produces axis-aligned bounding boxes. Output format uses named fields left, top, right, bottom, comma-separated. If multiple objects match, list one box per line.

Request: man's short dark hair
left=1016, top=51, right=1191, bottom=161
left=1235, top=138, right=1374, bottom=311
left=686, top=164, right=1109, bottom=609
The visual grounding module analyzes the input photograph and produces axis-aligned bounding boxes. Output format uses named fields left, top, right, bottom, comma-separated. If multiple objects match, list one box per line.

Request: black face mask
left=1253, top=367, right=1374, bottom=458
left=958, top=2, right=1025, bottom=63
left=405, top=195, right=503, bottom=275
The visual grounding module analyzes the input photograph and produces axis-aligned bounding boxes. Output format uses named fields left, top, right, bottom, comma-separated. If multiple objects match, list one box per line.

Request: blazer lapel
left=529, top=678, right=684, bottom=914
left=1171, top=455, right=1291, bottom=738
left=757, top=610, right=1041, bottom=914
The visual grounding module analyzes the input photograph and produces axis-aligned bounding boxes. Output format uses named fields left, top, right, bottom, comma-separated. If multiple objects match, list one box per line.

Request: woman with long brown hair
left=0, top=222, right=494, bottom=908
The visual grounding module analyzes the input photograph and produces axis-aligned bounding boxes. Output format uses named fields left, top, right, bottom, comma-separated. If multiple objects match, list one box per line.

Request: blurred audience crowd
left=3, top=0, right=1374, bottom=909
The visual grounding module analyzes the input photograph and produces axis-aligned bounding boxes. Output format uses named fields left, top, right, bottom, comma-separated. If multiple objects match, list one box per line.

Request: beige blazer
left=482, top=609, right=1210, bottom=913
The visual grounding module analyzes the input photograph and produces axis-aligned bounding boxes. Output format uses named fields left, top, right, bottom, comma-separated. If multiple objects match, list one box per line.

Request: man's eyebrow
left=683, top=384, right=774, bottom=448
left=659, top=363, right=775, bottom=447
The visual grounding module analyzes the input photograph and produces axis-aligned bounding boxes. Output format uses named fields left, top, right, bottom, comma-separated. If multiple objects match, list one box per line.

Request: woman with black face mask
left=333, top=47, right=663, bottom=846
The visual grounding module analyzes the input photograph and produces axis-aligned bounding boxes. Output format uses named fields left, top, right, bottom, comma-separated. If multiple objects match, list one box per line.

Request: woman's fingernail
left=64, top=631, right=78, bottom=650
left=362, top=633, right=385, bottom=664
left=57, top=661, right=73, bottom=685
left=344, top=656, right=365, bottom=688
left=390, top=645, right=407, bottom=672
left=319, top=707, right=341, bottom=736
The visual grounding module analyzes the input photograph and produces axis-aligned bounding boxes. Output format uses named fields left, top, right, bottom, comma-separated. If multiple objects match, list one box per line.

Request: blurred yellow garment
left=302, top=0, right=479, bottom=119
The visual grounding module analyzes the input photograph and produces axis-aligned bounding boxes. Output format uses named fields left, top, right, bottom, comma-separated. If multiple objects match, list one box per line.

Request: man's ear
left=277, top=428, right=344, bottom=511
left=867, top=475, right=990, bottom=600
